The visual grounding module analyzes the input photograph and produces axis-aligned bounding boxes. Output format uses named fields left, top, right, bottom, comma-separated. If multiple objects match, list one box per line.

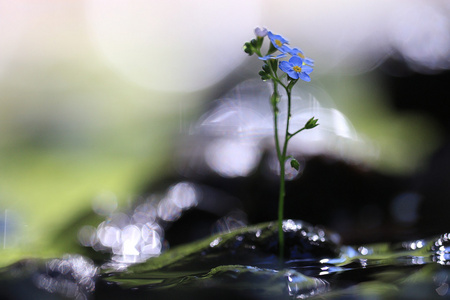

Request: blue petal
left=258, top=53, right=287, bottom=61
left=267, top=31, right=290, bottom=52
left=267, top=31, right=289, bottom=44
left=278, top=45, right=291, bottom=53
left=304, top=57, right=314, bottom=66
left=287, top=70, right=300, bottom=79
left=279, top=61, right=292, bottom=73
left=288, top=47, right=304, bottom=56
left=276, top=53, right=287, bottom=59
left=289, top=56, right=304, bottom=66
left=302, top=65, right=313, bottom=74
left=299, top=72, right=311, bottom=82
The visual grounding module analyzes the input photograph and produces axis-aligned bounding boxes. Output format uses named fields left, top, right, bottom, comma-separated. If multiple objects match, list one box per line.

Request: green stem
left=267, top=63, right=296, bottom=261
left=269, top=79, right=284, bottom=260
left=288, top=127, right=306, bottom=141
left=277, top=151, right=285, bottom=260
left=272, top=83, right=282, bottom=163
left=278, top=83, right=293, bottom=260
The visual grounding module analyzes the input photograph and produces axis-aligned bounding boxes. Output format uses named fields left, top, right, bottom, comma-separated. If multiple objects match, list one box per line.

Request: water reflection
left=78, top=181, right=245, bottom=266
left=205, top=138, right=262, bottom=178
left=95, top=221, right=450, bottom=299
left=432, top=234, right=450, bottom=266
left=34, top=255, right=97, bottom=300
left=285, top=269, right=330, bottom=298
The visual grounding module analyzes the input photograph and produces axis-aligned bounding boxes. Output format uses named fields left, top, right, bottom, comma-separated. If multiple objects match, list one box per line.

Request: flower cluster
left=243, top=27, right=314, bottom=82
left=243, top=28, right=318, bottom=260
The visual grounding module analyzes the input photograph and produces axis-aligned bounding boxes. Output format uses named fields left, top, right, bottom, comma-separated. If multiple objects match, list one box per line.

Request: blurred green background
left=0, top=0, right=446, bottom=266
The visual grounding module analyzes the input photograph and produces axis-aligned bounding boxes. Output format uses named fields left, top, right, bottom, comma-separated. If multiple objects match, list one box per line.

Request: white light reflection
left=168, top=182, right=198, bottom=210
left=117, top=225, right=141, bottom=256
left=285, top=270, right=330, bottom=298
left=282, top=219, right=302, bottom=232
left=404, top=240, right=425, bottom=251
left=212, top=210, right=248, bottom=234
left=358, top=246, right=370, bottom=256
left=205, top=139, right=261, bottom=178
left=79, top=182, right=201, bottom=265
left=388, top=2, right=450, bottom=71
left=97, top=223, right=121, bottom=248
left=433, top=234, right=450, bottom=266
left=209, top=237, right=222, bottom=248
left=190, top=79, right=375, bottom=178
left=157, top=182, right=198, bottom=221
left=360, top=258, right=368, bottom=268
left=132, top=201, right=157, bottom=224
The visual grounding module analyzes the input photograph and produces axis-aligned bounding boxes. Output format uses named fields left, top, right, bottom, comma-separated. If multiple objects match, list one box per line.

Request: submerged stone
left=105, top=220, right=341, bottom=274
left=3, top=227, right=450, bottom=299
left=99, top=220, right=339, bottom=299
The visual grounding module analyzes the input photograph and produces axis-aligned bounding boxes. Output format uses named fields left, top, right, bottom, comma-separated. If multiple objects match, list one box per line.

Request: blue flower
left=279, top=56, right=314, bottom=81
left=254, top=27, right=268, bottom=38
left=258, top=53, right=287, bottom=61
left=267, top=31, right=290, bottom=53
left=287, top=47, right=314, bottom=66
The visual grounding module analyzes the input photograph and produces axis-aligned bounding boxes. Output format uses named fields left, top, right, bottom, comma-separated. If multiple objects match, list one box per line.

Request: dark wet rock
left=97, top=227, right=450, bottom=300
left=4, top=225, right=450, bottom=299
left=98, top=265, right=329, bottom=300
left=99, top=220, right=338, bottom=299
left=105, top=220, right=340, bottom=275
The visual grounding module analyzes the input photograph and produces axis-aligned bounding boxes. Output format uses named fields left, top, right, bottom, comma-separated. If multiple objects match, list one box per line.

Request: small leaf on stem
left=290, top=158, right=300, bottom=171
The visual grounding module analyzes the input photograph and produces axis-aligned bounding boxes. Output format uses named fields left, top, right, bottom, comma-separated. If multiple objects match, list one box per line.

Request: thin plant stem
left=267, top=63, right=286, bottom=260
left=244, top=30, right=316, bottom=262
left=268, top=63, right=308, bottom=260
left=271, top=81, right=285, bottom=259
left=277, top=150, right=286, bottom=260
left=278, top=83, right=293, bottom=260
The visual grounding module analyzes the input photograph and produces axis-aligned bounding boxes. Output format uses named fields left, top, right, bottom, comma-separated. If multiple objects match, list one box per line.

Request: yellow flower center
left=275, top=39, right=283, bottom=47
left=293, top=66, right=302, bottom=72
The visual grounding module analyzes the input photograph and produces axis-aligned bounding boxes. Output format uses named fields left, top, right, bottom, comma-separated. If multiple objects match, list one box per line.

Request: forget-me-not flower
left=279, top=56, right=314, bottom=81
left=267, top=31, right=290, bottom=53
left=254, top=27, right=268, bottom=38
left=287, top=47, right=315, bottom=66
